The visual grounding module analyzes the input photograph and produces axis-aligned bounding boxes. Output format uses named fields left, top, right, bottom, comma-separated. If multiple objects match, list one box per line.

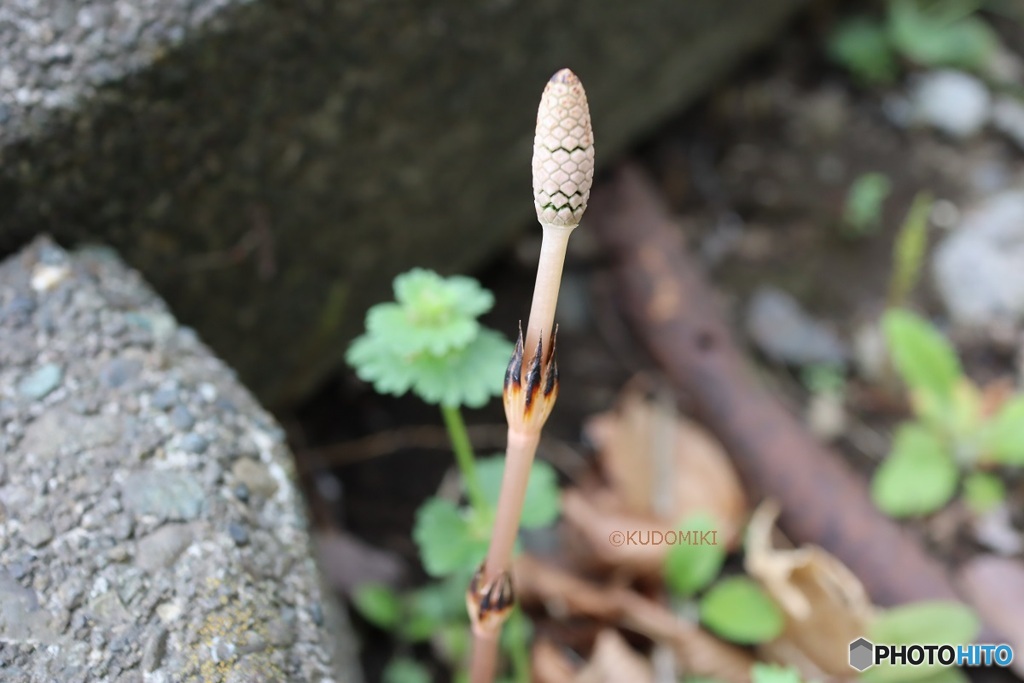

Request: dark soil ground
left=285, top=8, right=1024, bottom=683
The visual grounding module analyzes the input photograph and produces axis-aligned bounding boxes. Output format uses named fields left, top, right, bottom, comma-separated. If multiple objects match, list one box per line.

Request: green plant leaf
left=828, top=17, right=898, bottom=85
left=888, top=0, right=996, bottom=70
left=664, top=513, right=727, bottom=598
left=962, top=471, right=1006, bottom=514
left=863, top=601, right=979, bottom=683
left=382, top=657, right=432, bottom=683
left=367, top=302, right=480, bottom=357
left=394, top=268, right=494, bottom=320
left=751, top=663, right=802, bottom=683
left=699, top=576, right=783, bottom=644
left=477, top=456, right=561, bottom=530
left=413, top=498, right=487, bottom=577
left=983, top=396, right=1024, bottom=465
left=348, top=327, right=513, bottom=408
left=872, top=600, right=979, bottom=647
left=881, top=309, right=961, bottom=406
left=843, top=172, right=892, bottom=236
left=401, top=572, right=473, bottom=641
left=888, top=193, right=932, bottom=309
left=872, top=424, right=958, bottom=517
left=351, top=583, right=402, bottom=630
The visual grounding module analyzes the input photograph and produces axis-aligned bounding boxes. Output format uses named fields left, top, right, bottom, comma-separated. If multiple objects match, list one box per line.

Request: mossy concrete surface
left=0, top=1, right=805, bottom=407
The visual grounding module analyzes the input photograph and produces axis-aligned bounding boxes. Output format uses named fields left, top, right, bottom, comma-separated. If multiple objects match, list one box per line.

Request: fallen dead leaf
left=958, top=555, right=1024, bottom=678
left=745, top=501, right=875, bottom=677
left=515, top=553, right=754, bottom=683
left=532, top=639, right=579, bottom=683
left=574, top=630, right=654, bottom=683
left=580, top=384, right=747, bottom=556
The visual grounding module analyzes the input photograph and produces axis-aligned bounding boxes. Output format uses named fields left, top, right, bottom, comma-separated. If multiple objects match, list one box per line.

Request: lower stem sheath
left=482, top=428, right=541, bottom=584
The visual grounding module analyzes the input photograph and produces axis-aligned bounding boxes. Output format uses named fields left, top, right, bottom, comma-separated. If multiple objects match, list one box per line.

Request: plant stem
left=524, top=225, right=573, bottom=365
left=481, top=428, right=539, bottom=582
left=440, top=404, right=487, bottom=515
left=469, top=634, right=499, bottom=683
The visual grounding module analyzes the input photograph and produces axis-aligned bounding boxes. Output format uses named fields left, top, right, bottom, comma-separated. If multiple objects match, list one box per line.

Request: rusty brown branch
left=587, top=165, right=996, bottom=634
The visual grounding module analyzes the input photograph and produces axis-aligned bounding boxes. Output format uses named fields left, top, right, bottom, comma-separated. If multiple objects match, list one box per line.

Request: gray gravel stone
left=19, top=520, right=54, bottom=548
left=933, top=191, right=1024, bottom=329
left=231, top=457, right=277, bottom=499
left=745, top=286, right=848, bottom=367
left=135, top=524, right=194, bottom=572
left=16, top=362, right=63, bottom=399
left=910, top=69, right=991, bottom=139
left=122, top=470, right=205, bottom=521
left=169, top=404, right=195, bottom=430
left=0, top=238, right=361, bottom=683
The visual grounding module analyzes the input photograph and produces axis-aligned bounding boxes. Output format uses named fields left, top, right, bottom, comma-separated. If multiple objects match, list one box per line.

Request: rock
left=910, top=70, right=991, bottom=139
left=0, top=0, right=808, bottom=408
left=0, top=238, right=361, bottom=683
left=19, top=520, right=54, bottom=548
left=745, top=286, right=848, bottom=366
left=17, top=362, right=63, bottom=399
left=933, top=191, right=1024, bottom=328
left=136, top=524, right=195, bottom=572
left=169, top=404, right=195, bottom=430
left=231, top=457, right=278, bottom=499
left=992, top=96, right=1024, bottom=152
left=122, top=470, right=205, bottom=521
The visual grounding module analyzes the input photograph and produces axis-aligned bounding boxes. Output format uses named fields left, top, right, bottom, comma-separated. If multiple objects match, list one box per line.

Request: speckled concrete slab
left=0, top=238, right=362, bottom=682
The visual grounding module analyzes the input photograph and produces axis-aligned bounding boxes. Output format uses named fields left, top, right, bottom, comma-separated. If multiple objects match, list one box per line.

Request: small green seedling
left=828, top=0, right=997, bottom=85
left=752, top=663, right=803, bottom=683
left=843, top=172, right=892, bottom=237
left=663, top=513, right=784, bottom=646
left=347, top=269, right=561, bottom=682
left=863, top=601, right=978, bottom=683
left=887, top=193, right=932, bottom=310
left=871, top=308, right=1024, bottom=517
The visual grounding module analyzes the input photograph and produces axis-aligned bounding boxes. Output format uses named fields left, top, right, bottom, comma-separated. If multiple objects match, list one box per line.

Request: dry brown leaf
left=515, top=553, right=754, bottom=683
left=574, top=630, right=654, bottom=683
left=745, top=501, right=875, bottom=677
left=561, top=488, right=672, bottom=575
left=582, top=385, right=747, bottom=547
left=532, top=639, right=579, bottom=683
left=958, top=555, right=1024, bottom=678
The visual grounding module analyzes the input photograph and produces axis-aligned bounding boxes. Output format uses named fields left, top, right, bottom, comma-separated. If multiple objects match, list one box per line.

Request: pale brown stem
left=524, top=224, right=574, bottom=366
left=482, top=428, right=540, bottom=583
left=469, top=633, right=500, bottom=683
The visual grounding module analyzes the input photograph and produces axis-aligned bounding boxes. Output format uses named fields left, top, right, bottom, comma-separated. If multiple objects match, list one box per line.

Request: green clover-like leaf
left=367, top=302, right=480, bottom=357
left=383, top=658, right=432, bottom=683
left=962, top=471, right=1005, bottom=515
left=863, top=601, right=979, bottom=683
left=871, top=424, right=958, bottom=518
left=664, top=513, right=727, bottom=598
left=882, top=309, right=961, bottom=408
left=394, top=268, right=494, bottom=320
left=983, top=396, right=1024, bottom=465
left=887, top=0, right=996, bottom=71
left=751, top=664, right=802, bottom=683
left=413, top=498, right=489, bottom=577
left=477, top=456, right=561, bottom=530
left=828, top=17, right=898, bottom=85
left=347, top=328, right=513, bottom=408
left=363, top=269, right=494, bottom=357
left=699, top=576, right=783, bottom=645
left=352, top=583, right=402, bottom=630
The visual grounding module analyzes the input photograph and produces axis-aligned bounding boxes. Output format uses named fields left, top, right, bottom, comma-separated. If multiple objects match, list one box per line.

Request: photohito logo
left=849, top=638, right=1014, bottom=671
